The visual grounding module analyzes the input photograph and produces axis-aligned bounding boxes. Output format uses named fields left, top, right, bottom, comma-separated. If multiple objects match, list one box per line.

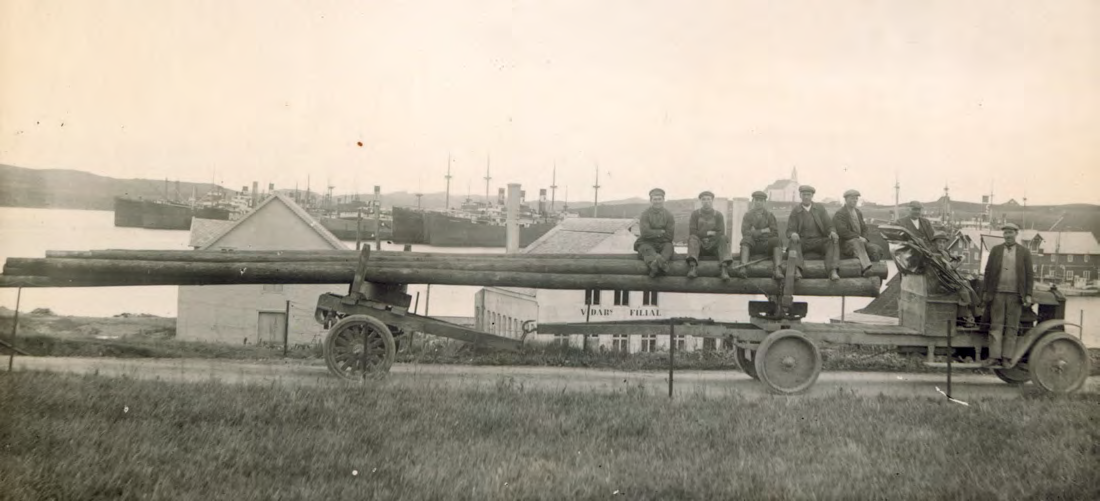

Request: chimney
left=538, top=188, right=547, bottom=215
left=252, top=181, right=259, bottom=207
left=497, top=187, right=505, bottom=205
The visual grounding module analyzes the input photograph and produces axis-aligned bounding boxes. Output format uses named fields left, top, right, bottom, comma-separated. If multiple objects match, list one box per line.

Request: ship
left=392, top=198, right=558, bottom=247
left=114, top=196, right=233, bottom=230
left=311, top=199, right=394, bottom=241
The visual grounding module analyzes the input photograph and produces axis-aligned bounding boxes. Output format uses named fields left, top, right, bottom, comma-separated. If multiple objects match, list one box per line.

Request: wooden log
left=1, top=259, right=881, bottom=296
left=8, top=256, right=888, bottom=279
left=43, top=249, right=642, bottom=261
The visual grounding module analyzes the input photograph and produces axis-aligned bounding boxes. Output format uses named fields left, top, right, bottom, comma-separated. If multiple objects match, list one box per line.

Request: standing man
left=833, top=189, right=883, bottom=276
left=739, top=190, right=783, bottom=280
left=786, top=185, right=839, bottom=281
left=635, top=188, right=676, bottom=278
left=982, top=223, right=1033, bottom=366
left=686, top=191, right=732, bottom=280
left=898, top=201, right=936, bottom=244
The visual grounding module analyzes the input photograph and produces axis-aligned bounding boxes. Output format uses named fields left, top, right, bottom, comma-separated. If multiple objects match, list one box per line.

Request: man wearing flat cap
left=982, top=222, right=1034, bottom=367
left=634, top=188, right=676, bottom=277
left=832, top=189, right=883, bottom=276
left=738, top=190, right=783, bottom=279
left=898, top=200, right=936, bottom=244
left=686, top=190, right=733, bottom=280
left=931, top=231, right=979, bottom=328
left=786, top=185, right=840, bottom=281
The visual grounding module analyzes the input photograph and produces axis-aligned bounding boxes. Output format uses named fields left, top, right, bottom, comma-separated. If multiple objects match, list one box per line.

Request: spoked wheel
left=735, top=347, right=759, bottom=380
left=323, top=315, right=396, bottom=380
left=1028, top=332, right=1090, bottom=394
left=992, top=366, right=1031, bottom=386
left=754, top=330, right=822, bottom=395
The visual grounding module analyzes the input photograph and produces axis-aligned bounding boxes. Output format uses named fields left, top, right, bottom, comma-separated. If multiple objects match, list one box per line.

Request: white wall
left=177, top=283, right=346, bottom=345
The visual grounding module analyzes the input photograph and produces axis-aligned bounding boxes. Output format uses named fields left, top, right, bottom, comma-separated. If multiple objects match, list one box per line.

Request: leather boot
left=687, top=260, right=698, bottom=279
left=734, top=245, right=751, bottom=278
left=719, top=262, right=731, bottom=281
left=830, top=269, right=840, bottom=281
left=771, top=247, right=784, bottom=280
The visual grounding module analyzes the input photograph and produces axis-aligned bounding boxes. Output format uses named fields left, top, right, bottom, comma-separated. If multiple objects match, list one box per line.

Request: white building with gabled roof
left=177, top=194, right=349, bottom=346
left=475, top=217, right=759, bottom=353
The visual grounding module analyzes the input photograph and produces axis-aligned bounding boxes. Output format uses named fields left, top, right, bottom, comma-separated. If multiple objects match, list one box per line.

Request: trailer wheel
left=1028, top=332, right=1089, bottom=394
left=754, top=329, right=822, bottom=395
left=992, top=366, right=1031, bottom=386
left=734, top=347, right=759, bottom=380
left=323, top=315, right=396, bottom=380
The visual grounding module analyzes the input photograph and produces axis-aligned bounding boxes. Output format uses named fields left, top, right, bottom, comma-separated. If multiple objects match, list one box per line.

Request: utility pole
left=484, top=154, right=492, bottom=206
left=1023, top=195, right=1028, bottom=230
left=444, top=154, right=453, bottom=210
left=550, top=162, right=558, bottom=213
left=893, top=175, right=900, bottom=222
left=592, top=163, right=601, bottom=218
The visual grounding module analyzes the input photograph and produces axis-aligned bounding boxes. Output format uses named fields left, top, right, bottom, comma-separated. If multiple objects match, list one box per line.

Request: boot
left=648, top=261, right=659, bottom=278
left=830, top=269, right=840, bottom=281
left=734, top=245, right=751, bottom=278
left=771, top=247, right=784, bottom=280
left=719, top=262, right=731, bottom=281
left=658, top=256, right=671, bottom=275
left=687, top=261, right=698, bottom=279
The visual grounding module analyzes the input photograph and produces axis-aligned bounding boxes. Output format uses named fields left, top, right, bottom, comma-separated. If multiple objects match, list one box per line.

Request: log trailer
left=311, top=245, right=1090, bottom=395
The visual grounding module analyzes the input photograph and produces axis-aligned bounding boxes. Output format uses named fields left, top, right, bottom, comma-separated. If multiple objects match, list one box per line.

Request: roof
left=189, top=218, right=236, bottom=248
left=765, top=179, right=798, bottom=190
left=495, top=218, right=637, bottom=296
left=197, top=193, right=346, bottom=250
left=960, top=228, right=1100, bottom=254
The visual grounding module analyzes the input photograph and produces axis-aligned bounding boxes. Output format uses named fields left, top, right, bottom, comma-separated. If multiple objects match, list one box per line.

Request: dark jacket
left=635, top=206, right=676, bottom=250
left=741, top=207, right=778, bottom=240
left=689, top=208, right=725, bottom=240
left=832, top=205, right=869, bottom=241
left=787, top=203, right=833, bottom=239
left=898, top=217, right=935, bottom=243
left=982, top=243, right=1034, bottom=301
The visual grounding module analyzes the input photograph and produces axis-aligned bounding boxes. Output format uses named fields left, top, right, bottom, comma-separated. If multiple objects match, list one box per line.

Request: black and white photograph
left=1, top=1, right=1097, bottom=499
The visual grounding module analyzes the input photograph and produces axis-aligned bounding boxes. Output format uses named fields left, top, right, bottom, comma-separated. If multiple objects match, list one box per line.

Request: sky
left=1, top=0, right=1097, bottom=206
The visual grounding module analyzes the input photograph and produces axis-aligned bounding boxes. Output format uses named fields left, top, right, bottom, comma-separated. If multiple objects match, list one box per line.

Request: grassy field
left=2, top=371, right=1097, bottom=500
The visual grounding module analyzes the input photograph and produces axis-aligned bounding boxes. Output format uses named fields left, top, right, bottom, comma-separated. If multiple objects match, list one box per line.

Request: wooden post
left=946, top=318, right=953, bottom=399
left=355, top=208, right=363, bottom=251
left=668, top=318, right=674, bottom=399
left=1080, top=310, right=1085, bottom=340
left=424, top=284, right=431, bottom=316
left=7, top=287, right=21, bottom=371
left=841, top=296, right=846, bottom=322
left=506, top=183, right=521, bottom=253
left=374, top=186, right=382, bottom=251
left=283, top=299, right=290, bottom=357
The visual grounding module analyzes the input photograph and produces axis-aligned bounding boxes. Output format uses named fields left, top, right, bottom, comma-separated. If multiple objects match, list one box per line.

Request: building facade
left=177, top=194, right=349, bottom=346
left=956, top=228, right=1099, bottom=286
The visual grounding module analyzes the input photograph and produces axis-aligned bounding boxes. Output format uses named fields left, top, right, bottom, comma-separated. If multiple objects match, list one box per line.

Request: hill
left=0, top=164, right=226, bottom=211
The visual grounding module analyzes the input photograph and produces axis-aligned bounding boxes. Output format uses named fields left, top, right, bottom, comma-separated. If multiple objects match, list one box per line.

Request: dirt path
left=11, top=356, right=1099, bottom=399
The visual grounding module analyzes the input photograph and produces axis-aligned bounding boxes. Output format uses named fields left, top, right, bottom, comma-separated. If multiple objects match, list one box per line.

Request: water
left=1, top=207, right=1096, bottom=347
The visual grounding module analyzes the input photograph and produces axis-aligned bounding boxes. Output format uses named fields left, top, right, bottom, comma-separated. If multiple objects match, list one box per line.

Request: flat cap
left=1001, top=222, right=1020, bottom=232
left=698, top=190, right=715, bottom=199
left=908, top=200, right=923, bottom=209
left=932, top=231, right=949, bottom=241
left=648, top=188, right=665, bottom=197
left=751, top=190, right=768, bottom=200
left=843, top=189, right=861, bottom=198
left=798, top=185, right=816, bottom=194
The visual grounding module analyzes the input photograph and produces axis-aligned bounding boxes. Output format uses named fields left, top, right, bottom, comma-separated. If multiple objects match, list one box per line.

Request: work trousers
left=791, top=237, right=837, bottom=271
left=988, top=292, right=1023, bottom=360
left=739, top=235, right=781, bottom=257
left=637, top=242, right=674, bottom=266
left=687, top=235, right=732, bottom=264
left=841, top=239, right=883, bottom=261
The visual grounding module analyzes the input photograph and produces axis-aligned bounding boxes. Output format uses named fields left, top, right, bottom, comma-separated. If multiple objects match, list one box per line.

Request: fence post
left=7, top=287, right=22, bottom=371
left=283, top=300, right=290, bottom=357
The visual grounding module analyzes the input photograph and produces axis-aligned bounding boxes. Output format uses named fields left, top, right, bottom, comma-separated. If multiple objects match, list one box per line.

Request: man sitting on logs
left=931, top=231, right=979, bottom=328
left=634, top=188, right=676, bottom=278
left=686, top=190, right=732, bottom=280
left=737, top=190, right=783, bottom=280
left=786, top=185, right=840, bottom=281
left=832, top=189, right=883, bottom=277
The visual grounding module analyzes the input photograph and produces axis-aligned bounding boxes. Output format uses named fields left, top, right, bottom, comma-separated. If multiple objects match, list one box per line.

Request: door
left=258, top=312, right=287, bottom=344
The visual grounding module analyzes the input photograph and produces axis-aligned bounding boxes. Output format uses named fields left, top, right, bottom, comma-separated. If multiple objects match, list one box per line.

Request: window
left=613, top=290, right=630, bottom=306
left=1051, top=254, right=1057, bottom=262
left=553, top=334, right=569, bottom=347
left=612, top=335, right=629, bottom=352
left=1084, top=271, right=1091, bottom=281
left=642, top=291, right=660, bottom=306
left=585, top=289, right=602, bottom=305
left=262, top=284, right=284, bottom=293
left=702, top=338, right=717, bottom=351
left=673, top=335, right=686, bottom=351
left=721, top=338, right=737, bottom=351
left=1068, top=255, right=1074, bottom=263
left=1066, top=271, right=1074, bottom=282
left=640, top=335, right=657, bottom=353
left=1085, top=255, right=1090, bottom=263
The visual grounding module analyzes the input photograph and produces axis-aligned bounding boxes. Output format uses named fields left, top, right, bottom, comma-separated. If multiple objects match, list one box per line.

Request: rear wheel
left=992, top=366, right=1031, bottom=386
left=754, top=330, right=822, bottom=395
left=323, top=314, right=396, bottom=380
left=1028, top=332, right=1089, bottom=394
left=735, top=347, right=759, bottom=380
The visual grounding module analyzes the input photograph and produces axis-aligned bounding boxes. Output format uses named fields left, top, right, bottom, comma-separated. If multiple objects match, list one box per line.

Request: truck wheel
left=754, top=329, right=822, bottom=395
left=992, top=366, right=1031, bottom=386
left=735, top=347, right=759, bottom=380
left=323, top=314, right=396, bottom=380
left=1028, top=332, right=1089, bottom=394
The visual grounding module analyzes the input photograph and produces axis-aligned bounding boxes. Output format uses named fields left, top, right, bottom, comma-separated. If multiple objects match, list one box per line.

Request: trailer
left=312, top=242, right=1090, bottom=395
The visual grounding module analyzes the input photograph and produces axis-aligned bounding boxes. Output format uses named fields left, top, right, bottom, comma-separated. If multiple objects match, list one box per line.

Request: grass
left=2, top=371, right=1098, bottom=500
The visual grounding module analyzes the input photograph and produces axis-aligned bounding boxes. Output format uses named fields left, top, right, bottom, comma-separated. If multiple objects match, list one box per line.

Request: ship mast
left=893, top=175, right=900, bottom=222
left=550, top=162, right=558, bottom=213
left=483, top=154, right=492, bottom=206
left=444, top=154, right=453, bottom=210
left=592, top=163, right=600, bottom=218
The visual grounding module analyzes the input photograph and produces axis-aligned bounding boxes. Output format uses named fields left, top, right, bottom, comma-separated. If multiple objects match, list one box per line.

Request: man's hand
left=859, top=236, right=868, bottom=244
left=829, top=231, right=839, bottom=242
left=706, top=230, right=716, bottom=237
left=1023, top=295, right=1033, bottom=307
left=760, top=228, right=771, bottom=235
left=789, top=233, right=800, bottom=243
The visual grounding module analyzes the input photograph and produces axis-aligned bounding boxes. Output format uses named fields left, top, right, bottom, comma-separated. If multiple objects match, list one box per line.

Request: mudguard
left=1006, top=319, right=1081, bottom=366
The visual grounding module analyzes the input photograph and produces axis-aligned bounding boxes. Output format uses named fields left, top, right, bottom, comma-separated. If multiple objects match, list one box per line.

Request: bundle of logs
left=0, top=249, right=886, bottom=297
